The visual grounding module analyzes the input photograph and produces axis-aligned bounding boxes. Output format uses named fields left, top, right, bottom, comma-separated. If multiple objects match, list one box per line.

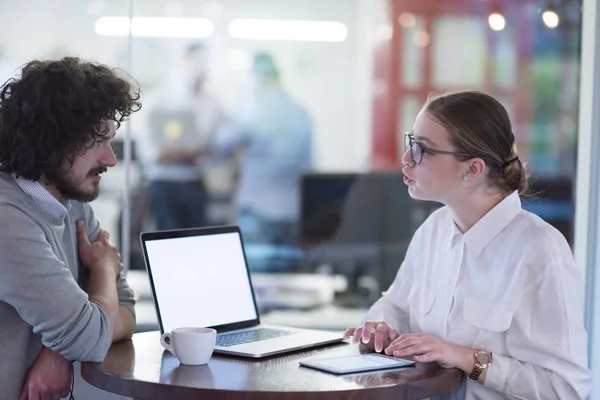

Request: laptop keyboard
left=216, top=328, right=294, bottom=347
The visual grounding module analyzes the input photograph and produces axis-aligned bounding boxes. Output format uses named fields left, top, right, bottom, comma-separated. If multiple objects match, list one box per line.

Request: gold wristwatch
left=469, top=350, right=492, bottom=381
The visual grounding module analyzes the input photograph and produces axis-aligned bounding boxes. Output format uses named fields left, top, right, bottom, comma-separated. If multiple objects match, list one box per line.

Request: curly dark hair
left=0, top=56, right=141, bottom=182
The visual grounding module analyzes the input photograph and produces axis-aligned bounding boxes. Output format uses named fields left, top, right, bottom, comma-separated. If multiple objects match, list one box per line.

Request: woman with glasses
left=344, top=90, right=590, bottom=399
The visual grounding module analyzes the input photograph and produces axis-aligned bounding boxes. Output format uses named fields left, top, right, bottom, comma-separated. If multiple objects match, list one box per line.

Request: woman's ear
left=464, top=158, right=486, bottom=182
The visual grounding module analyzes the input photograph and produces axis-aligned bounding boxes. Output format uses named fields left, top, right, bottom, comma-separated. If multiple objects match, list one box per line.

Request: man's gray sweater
left=0, top=171, right=136, bottom=399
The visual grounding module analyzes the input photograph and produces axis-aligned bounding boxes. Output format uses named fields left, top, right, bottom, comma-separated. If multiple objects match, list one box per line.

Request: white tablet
left=299, top=353, right=416, bottom=375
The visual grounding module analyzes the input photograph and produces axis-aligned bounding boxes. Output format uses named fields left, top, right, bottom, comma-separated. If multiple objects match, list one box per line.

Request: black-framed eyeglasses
left=404, top=132, right=471, bottom=165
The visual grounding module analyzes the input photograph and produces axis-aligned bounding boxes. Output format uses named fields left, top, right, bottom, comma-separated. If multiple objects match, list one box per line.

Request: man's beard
left=54, top=166, right=107, bottom=203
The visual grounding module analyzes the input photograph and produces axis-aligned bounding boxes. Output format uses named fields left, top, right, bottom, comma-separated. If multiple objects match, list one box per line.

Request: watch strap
left=469, top=366, right=484, bottom=381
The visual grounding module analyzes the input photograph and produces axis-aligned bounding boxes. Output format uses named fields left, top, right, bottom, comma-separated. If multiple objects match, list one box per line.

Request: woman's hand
left=343, top=321, right=399, bottom=353
left=385, top=333, right=475, bottom=371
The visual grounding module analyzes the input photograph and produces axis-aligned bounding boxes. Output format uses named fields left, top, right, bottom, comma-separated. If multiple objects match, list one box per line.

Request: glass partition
left=0, top=0, right=585, bottom=341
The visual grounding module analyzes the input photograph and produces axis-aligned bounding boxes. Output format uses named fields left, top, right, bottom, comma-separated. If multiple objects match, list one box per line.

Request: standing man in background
left=138, top=43, right=224, bottom=230
left=0, top=57, right=140, bottom=400
left=212, top=52, right=313, bottom=251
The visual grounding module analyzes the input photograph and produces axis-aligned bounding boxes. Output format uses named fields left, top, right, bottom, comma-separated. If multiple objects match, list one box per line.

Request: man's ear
left=464, top=158, right=486, bottom=181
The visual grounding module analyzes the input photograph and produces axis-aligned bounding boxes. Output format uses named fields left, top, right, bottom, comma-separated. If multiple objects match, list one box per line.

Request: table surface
left=82, top=331, right=463, bottom=400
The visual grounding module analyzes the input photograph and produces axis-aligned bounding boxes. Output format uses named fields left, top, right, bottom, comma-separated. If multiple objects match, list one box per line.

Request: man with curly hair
left=0, top=57, right=142, bottom=400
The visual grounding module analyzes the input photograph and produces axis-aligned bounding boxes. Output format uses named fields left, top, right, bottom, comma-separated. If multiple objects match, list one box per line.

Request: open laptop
left=149, top=110, right=199, bottom=149
left=140, top=226, right=343, bottom=358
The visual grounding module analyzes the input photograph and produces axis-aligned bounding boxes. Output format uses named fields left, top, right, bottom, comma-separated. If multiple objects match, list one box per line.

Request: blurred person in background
left=0, top=57, right=140, bottom=400
left=138, top=42, right=224, bottom=230
left=212, top=52, right=313, bottom=248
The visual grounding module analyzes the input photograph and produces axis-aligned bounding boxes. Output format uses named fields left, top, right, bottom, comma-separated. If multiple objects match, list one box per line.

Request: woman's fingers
left=343, top=328, right=356, bottom=340
left=374, top=323, right=391, bottom=352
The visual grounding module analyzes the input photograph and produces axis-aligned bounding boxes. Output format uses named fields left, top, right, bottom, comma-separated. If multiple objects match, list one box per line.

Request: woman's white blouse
left=363, top=191, right=591, bottom=399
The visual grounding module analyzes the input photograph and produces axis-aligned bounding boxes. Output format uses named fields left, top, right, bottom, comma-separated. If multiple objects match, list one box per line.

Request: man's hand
left=19, top=347, right=71, bottom=400
left=384, top=333, right=475, bottom=371
left=76, top=221, right=122, bottom=277
left=343, top=321, right=399, bottom=353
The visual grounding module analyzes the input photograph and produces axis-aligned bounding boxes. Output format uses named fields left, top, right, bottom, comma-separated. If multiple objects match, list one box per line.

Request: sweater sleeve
left=0, top=208, right=111, bottom=362
left=82, top=203, right=137, bottom=319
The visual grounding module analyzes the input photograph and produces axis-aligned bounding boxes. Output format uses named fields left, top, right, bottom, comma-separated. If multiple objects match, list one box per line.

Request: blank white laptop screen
left=143, top=232, right=258, bottom=332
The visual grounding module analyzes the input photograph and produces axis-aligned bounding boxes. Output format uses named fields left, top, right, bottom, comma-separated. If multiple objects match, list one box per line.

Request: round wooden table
left=81, top=331, right=463, bottom=399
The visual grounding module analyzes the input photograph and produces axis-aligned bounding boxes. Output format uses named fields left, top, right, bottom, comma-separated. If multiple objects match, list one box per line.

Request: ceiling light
left=398, top=13, right=416, bottom=28
left=228, top=19, right=348, bottom=42
left=95, top=16, right=214, bottom=38
left=542, top=10, right=559, bottom=29
left=413, top=30, right=430, bottom=47
left=488, top=13, right=506, bottom=31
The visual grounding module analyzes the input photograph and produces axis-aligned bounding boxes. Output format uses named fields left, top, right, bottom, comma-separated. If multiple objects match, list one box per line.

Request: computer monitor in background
left=300, top=173, right=359, bottom=247
left=299, top=172, right=438, bottom=306
left=299, top=172, right=573, bottom=307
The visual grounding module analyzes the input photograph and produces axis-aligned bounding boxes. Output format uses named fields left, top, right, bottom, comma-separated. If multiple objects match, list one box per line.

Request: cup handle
left=160, top=332, right=175, bottom=356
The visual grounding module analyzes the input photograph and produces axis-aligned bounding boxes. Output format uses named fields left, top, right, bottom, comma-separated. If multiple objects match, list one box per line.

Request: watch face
left=475, top=351, right=492, bottom=367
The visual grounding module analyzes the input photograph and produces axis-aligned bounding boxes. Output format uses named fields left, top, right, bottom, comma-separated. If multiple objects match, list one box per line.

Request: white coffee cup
left=160, top=327, right=217, bottom=365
